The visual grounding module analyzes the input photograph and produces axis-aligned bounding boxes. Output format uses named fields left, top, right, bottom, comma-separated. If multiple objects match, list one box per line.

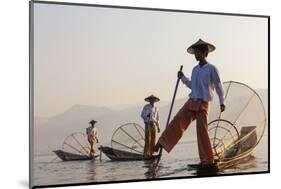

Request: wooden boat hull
left=217, top=153, right=254, bottom=170
left=188, top=153, right=253, bottom=174
left=53, top=150, right=98, bottom=161
left=99, top=146, right=159, bottom=161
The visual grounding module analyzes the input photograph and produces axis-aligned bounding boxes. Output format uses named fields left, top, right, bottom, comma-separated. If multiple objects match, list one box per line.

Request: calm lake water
left=33, top=135, right=268, bottom=186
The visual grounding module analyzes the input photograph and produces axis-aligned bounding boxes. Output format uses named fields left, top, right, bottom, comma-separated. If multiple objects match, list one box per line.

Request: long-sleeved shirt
left=86, top=126, right=98, bottom=139
left=141, top=104, right=160, bottom=126
left=181, top=63, right=225, bottom=105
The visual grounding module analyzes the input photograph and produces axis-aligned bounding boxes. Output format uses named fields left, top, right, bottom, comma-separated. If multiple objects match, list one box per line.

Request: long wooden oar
left=155, top=65, right=183, bottom=166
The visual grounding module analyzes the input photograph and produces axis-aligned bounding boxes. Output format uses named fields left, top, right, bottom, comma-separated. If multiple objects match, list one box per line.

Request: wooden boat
left=53, top=132, right=100, bottom=161
left=187, top=154, right=255, bottom=174
left=53, top=150, right=99, bottom=161
left=99, top=146, right=159, bottom=161
left=98, top=123, right=159, bottom=161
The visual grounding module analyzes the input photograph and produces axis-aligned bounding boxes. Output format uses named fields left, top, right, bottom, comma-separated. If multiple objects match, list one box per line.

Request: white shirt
left=181, top=63, right=225, bottom=105
left=141, top=104, right=159, bottom=125
left=86, top=126, right=98, bottom=138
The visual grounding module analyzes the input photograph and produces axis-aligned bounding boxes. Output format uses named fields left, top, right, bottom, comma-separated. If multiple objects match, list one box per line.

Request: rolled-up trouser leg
left=158, top=102, right=196, bottom=153
left=196, top=110, right=214, bottom=163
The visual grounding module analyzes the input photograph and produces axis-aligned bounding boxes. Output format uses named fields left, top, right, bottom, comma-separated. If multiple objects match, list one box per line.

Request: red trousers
left=158, top=98, right=214, bottom=163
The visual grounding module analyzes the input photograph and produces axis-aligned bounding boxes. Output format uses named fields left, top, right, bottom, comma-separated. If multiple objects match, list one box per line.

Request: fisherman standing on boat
left=141, top=95, right=161, bottom=157
left=86, top=120, right=99, bottom=157
left=155, top=39, right=225, bottom=166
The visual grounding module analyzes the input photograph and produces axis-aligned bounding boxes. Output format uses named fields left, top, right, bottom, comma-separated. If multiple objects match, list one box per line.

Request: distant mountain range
left=33, top=89, right=268, bottom=155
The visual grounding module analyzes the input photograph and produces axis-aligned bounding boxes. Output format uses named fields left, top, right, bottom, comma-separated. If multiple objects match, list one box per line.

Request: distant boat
left=99, top=123, right=160, bottom=161
left=53, top=132, right=99, bottom=161
left=53, top=150, right=99, bottom=161
left=53, top=123, right=159, bottom=162
left=98, top=146, right=159, bottom=161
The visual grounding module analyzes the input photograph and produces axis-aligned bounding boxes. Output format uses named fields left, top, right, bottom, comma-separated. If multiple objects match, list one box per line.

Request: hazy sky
left=34, top=3, right=268, bottom=117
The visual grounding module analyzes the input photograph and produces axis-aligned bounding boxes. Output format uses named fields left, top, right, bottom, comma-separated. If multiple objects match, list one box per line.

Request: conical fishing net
left=111, top=123, right=145, bottom=154
left=62, top=132, right=91, bottom=156
left=208, top=81, right=266, bottom=161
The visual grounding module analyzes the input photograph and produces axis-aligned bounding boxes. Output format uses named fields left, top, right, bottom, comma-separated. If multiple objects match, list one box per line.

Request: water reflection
left=86, top=159, right=97, bottom=181
left=143, top=159, right=159, bottom=179
left=33, top=137, right=268, bottom=186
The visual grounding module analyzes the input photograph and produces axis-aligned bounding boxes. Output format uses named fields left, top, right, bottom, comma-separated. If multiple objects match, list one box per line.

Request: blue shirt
left=181, top=63, right=225, bottom=105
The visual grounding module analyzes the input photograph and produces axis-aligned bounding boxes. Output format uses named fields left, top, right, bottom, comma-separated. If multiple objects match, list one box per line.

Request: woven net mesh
left=208, top=81, right=266, bottom=161
left=62, top=132, right=91, bottom=156
left=111, top=123, right=145, bottom=154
